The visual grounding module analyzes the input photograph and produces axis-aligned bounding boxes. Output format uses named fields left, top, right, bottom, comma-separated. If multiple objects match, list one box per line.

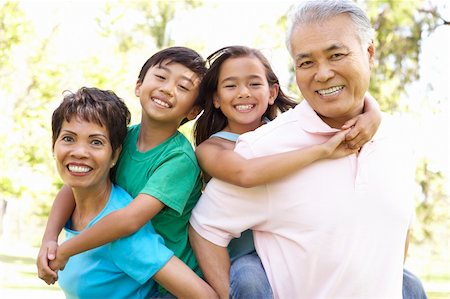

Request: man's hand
left=36, top=240, right=58, bottom=285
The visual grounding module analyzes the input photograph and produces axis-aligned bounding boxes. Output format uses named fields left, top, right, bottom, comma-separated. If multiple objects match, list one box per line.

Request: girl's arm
left=196, top=129, right=356, bottom=188
left=342, top=93, right=381, bottom=149
left=37, top=185, right=75, bottom=285
left=49, top=193, right=165, bottom=270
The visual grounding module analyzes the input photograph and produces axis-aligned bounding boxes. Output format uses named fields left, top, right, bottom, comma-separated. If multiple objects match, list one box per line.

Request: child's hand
left=49, top=250, right=69, bottom=273
left=322, top=129, right=359, bottom=159
left=37, top=240, right=59, bottom=285
left=341, top=113, right=378, bottom=149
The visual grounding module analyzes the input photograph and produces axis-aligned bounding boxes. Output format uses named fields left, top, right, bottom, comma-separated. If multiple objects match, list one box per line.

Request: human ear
left=186, top=105, right=202, bottom=121
left=213, top=94, right=221, bottom=109
left=111, top=146, right=122, bottom=168
left=135, top=79, right=142, bottom=97
left=367, top=40, right=376, bottom=67
left=268, top=83, right=279, bottom=105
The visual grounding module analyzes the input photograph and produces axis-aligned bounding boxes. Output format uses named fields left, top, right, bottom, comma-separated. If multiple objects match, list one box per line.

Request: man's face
left=290, top=14, right=375, bottom=128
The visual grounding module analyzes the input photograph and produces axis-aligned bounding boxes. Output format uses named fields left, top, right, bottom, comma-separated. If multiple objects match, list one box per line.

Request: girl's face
left=53, top=116, right=119, bottom=192
left=214, top=56, right=278, bottom=134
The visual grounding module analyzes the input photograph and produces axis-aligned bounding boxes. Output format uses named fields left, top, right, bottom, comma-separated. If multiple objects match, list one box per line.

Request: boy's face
left=135, top=60, right=201, bottom=126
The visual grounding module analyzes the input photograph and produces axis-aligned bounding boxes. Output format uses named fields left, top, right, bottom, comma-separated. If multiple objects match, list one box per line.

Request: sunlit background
left=0, top=0, right=448, bottom=298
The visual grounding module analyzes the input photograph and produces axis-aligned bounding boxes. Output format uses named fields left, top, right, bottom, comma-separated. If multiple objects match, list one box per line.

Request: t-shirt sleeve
left=111, top=222, right=174, bottom=284
left=190, top=139, right=269, bottom=246
left=140, top=151, right=200, bottom=215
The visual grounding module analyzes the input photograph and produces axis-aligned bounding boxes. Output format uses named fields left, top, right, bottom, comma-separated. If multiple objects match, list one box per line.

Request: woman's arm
left=49, top=193, right=165, bottom=271
left=342, top=93, right=381, bottom=149
left=196, top=129, right=356, bottom=188
left=37, top=185, right=75, bottom=284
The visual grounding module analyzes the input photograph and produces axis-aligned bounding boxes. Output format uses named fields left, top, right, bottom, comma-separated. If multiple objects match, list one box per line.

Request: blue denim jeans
left=403, top=268, right=427, bottom=299
left=229, top=253, right=426, bottom=299
left=230, top=251, right=272, bottom=299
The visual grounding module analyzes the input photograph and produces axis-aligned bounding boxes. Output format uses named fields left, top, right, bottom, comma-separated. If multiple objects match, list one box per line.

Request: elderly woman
left=49, top=87, right=215, bottom=299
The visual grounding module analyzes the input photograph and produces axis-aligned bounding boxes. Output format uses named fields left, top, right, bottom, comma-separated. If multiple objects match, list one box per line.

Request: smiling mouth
left=316, top=85, right=344, bottom=96
left=235, top=104, right=255, bottom=112
left=152, top=98, right=171, bottom=108
left=68, top=165, right=92, bottom=173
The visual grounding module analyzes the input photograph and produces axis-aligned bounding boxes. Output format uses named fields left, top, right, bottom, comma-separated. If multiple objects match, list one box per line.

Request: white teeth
left=152, top=98, right=170, bottom=108
left=317, top=86, right=344, bottom=96
left=68, top=165, right=91, bottom=173
left=235, top=104, right=254, bottom=111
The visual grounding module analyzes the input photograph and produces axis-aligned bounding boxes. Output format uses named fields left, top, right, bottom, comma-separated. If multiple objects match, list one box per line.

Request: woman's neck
left=71, top=180, right=112, bottom=231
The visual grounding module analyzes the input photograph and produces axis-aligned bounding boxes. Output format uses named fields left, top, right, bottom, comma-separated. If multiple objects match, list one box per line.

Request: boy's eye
left=178, top=85, right=190, bottom=91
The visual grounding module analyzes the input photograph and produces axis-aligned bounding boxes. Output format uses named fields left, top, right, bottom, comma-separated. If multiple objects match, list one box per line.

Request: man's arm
left=49, top=193, right=165, bottom=270
left=189, top=225, right=230, bottom=299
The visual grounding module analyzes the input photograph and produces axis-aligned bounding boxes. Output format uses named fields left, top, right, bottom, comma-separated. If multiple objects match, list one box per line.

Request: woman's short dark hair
left=51, top=87, right=131, bottom=154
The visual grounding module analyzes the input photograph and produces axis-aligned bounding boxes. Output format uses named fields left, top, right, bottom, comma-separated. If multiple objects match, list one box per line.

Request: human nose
left=238, top=85, right=250, bottom=99
left=70, top=143, right=89, bottom=158
left=314, top=62, right=334, bottom=82
left=159, top=80, right=175, bottom=96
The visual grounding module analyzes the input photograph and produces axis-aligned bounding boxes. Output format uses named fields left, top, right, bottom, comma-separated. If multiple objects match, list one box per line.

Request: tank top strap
left=209, top=131, right=240, bottom=142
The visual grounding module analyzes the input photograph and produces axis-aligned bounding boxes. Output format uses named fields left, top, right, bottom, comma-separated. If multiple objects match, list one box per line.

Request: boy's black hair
left=138, top=46, right=207, bottom=89
left=194, top=45, right=298, bottom=146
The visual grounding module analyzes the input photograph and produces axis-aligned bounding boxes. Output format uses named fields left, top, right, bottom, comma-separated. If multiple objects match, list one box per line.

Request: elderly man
left=190, top=0, right=425, bottom=298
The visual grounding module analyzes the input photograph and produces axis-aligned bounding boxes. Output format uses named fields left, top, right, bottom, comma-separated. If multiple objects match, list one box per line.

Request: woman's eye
left=91, top=139, right=104, bottom=146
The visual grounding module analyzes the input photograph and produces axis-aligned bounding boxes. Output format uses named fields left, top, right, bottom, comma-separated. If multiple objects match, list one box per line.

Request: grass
left=0, top=238, right=448, bottom=298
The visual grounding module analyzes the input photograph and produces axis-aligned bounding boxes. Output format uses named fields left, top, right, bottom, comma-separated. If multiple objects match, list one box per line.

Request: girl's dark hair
left=138, top=46, right=207, bottom=91
left=51, top=87, right=131, bottom=180
left=194, top=46, right=297, bottom=146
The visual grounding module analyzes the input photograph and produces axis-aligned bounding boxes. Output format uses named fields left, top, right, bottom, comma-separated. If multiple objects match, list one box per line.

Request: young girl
left=191, top=45, right=381, bottom=298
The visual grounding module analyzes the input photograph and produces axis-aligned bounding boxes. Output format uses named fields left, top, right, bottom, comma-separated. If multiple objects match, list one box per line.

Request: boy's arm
left=37, top=185, right=75, bottom=284
left=49, top=193, right=165, bottom=270
left=342, top=92, right=381, bottom=149
left=196, top=129, right=355, bottom=188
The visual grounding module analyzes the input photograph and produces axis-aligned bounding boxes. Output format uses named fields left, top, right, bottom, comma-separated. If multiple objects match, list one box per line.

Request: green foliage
left=364, top=0, right=439, bottom=111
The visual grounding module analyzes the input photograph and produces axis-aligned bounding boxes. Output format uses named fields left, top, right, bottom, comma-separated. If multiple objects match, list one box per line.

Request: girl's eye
left=224, top=84, right=236, bottom=88
left=250, top=82, right=263, bottom=87
left=155, top=74, right=165, bottom=80
left=61, top=136, right=74, bottom=142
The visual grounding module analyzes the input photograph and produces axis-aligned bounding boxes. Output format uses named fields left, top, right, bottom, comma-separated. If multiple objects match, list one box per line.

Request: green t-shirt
left=115, top=124, right=203, bottom=293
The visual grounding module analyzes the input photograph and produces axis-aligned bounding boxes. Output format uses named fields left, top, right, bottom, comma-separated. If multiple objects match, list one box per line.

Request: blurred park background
left=0, top=0, right=448, bottom=298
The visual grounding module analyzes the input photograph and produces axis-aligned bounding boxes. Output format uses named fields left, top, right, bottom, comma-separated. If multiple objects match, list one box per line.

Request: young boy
left=37, top=47, right=207, bottom=296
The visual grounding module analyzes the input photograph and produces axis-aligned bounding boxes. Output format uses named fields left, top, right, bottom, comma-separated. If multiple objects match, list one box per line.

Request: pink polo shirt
left=190, top=101, right=415, bottom=298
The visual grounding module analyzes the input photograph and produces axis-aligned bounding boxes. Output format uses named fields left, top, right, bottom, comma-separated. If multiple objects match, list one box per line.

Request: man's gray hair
left=286, top=0, right=375, bottom=55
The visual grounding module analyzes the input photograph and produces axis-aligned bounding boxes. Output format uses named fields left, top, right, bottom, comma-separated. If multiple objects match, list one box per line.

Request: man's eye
left=297, top=61, right=313, bottom=69
left=331, top=53, right=346, bottom=60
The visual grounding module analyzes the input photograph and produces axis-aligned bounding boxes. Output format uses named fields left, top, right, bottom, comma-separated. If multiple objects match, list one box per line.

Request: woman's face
left=53, top=116, right=118, bottom=191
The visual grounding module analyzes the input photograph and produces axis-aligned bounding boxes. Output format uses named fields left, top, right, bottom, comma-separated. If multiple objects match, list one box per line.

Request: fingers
left=47, top=242, right=58, bottom=261
left=341, top=118, right=357, bottom=130
left=37, top=241, right=59, bottom=285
